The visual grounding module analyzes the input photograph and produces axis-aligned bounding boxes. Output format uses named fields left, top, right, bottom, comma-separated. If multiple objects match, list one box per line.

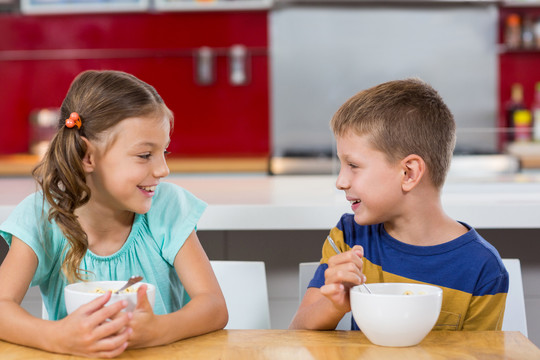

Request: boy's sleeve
left=462, top=273, right=509, bottom=330
left=308, top=218, right=351, bottom=289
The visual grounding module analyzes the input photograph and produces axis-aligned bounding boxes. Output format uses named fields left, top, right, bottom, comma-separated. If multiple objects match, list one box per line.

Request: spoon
left=327, top=236, right=372, bottom=294
left=114, top=275, right=143, bottom=294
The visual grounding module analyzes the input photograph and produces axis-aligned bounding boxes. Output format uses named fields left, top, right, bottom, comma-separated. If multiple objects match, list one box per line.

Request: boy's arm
left=289, top=287, right=349, bottom=330
left=290, top=245, right=366, bottom=330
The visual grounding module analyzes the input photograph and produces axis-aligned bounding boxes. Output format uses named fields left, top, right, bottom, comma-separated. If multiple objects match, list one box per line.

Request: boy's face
left=335, top=133, right=405, bottom=225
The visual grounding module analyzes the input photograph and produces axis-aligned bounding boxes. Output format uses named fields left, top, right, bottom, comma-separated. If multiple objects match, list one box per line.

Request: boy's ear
left=81, top=137, right=96, bottom=173
left=400, top=154, right=425, bottom=192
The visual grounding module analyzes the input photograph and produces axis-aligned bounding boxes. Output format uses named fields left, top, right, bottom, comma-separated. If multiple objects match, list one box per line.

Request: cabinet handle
left=195, top=46, right=215, bottom=86
left=229, top=45, right=250, bottom=86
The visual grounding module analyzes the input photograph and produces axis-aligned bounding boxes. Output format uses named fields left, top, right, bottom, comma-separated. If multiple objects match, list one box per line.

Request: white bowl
left=65, top=280, right=156, bottom=315
left=350, top=283, right=442, bottom=347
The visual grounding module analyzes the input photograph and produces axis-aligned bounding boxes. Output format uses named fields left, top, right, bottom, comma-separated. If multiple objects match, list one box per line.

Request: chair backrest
left=300, top=259, right=528, bottom=335
left=501, top=258, right=528, bottom=336
left=211, top=260, right=271, bottom=329
left=299, top=261, right=351, bottom=330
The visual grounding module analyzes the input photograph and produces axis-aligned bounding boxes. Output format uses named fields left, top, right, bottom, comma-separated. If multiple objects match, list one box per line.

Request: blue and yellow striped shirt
left=308, top=214, right=508, bottom=331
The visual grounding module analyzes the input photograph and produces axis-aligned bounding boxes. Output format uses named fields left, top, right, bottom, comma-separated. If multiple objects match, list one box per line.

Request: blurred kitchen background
left=2, top=0, right=540, bottom=347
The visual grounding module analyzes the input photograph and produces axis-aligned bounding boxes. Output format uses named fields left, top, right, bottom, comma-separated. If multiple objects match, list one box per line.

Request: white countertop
left=1, top=174, right=540, bottom=230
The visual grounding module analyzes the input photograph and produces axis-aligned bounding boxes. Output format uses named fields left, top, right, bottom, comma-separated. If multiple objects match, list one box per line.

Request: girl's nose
left=155, top=155, right=170, bottom=178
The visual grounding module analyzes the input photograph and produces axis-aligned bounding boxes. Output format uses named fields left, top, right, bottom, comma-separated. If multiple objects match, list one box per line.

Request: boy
left=290, top=78, right=508, bottom=331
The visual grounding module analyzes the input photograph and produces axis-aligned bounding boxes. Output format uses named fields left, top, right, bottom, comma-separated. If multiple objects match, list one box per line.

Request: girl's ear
left=400, top=154, right=425, bottom=192
left=81, top=137, right=96, bottom=173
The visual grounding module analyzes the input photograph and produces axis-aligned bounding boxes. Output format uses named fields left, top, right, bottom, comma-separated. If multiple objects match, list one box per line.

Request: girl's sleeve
left=0, top=193, right=61, bottom=286
left=147, top=182, right=207, bottom=266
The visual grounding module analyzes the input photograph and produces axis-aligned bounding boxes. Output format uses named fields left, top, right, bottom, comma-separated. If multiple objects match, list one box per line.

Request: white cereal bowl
left=64, top=280, right=156, bottom=315
left=350, top=283, right=443, bottom=347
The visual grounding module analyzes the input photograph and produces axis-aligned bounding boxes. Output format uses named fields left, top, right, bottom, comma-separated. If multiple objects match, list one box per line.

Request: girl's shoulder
left=6, top=191, right=49, bottom=224
left=141, top=182, right=207, bottom=265
left=151, top=182, right=207, bottom=212
left=145, top=182, right=207, bottom=231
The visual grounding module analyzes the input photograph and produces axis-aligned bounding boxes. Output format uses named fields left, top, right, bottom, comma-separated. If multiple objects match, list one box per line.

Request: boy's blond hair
left=331, top=78, right=456, bottom=189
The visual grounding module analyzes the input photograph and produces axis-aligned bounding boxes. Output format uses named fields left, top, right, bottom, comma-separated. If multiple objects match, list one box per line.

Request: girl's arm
left=0, top=236, right=132, bottom=358
left=127, top=230, right=228, bottom=348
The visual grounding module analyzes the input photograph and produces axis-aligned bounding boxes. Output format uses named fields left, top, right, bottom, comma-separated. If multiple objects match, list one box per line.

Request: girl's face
left=335, top=133, right=405, bottom=225
left=87, top=116, right=171, bottom=215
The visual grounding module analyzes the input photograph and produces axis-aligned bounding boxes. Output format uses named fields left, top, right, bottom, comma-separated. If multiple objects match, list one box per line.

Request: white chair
left=501, top=258, right=528, bottom=336
left=299, top=262, right=351, bottom=330
left=299, top=259, right=528, bottom=335
left=211, top=260, right=271, bottom=329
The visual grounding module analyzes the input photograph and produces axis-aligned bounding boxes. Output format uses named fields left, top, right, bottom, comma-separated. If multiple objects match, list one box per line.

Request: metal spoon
left=327, top=236, right=372, bottom=294
left=114, top=275, right=143, bottom=294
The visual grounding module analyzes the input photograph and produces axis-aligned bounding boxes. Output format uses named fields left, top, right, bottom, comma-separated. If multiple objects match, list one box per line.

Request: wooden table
left=1, top=330, right=539, bottom=359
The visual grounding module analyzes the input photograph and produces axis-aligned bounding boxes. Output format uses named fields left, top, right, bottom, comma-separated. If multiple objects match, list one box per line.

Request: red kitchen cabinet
left=0, top=12, right=270, bottom=158
left=498, top=5, right=540, bottom=151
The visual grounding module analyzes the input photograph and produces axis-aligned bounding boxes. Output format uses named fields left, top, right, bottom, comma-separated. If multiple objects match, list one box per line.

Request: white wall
left=271, top=4, right=499, bottom=156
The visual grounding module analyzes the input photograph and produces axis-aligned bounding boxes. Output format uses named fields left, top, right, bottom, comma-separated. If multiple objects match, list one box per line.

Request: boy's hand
left=320, top=245, right=366, bottom=313
left=55, top=291, right=132, bottom=358
left=126, top=284, right=160, bottom=348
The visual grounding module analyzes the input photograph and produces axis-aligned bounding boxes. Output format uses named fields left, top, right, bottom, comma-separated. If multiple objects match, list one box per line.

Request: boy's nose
left=335, top=170, right=350, bottom=190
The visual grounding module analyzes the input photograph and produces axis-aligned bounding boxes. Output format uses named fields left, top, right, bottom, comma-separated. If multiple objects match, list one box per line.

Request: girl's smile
left=138, top=184, right=158, bottom=197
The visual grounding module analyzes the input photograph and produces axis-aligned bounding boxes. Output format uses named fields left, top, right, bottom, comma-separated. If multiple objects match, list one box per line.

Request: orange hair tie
left=65, top=112, right=82, bottom=129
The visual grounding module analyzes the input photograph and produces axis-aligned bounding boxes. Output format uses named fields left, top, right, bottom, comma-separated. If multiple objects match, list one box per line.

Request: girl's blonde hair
left=32, top=70, right=173, bottom=283
left=331, top=78, right=456, bottom=189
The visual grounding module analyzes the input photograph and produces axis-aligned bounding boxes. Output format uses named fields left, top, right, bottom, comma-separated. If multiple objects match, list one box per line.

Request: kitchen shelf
left=0, top=154, right=269, bottom=176
left=20, top=0, right=149, bottom=14
left=498, top=45, right=540, bottom=53
left=154, top=0, right=273, bottom=11
left=501, top=1, right=540, bottom=7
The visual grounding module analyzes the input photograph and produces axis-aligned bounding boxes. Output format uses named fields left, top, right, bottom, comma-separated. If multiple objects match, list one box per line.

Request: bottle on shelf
left=514, top=109, right=532, bottom=142
left=522, top=15, right=535, bottom=49
left=532, top=82, right=540, bottom=141
left=535, top=17, right=540, bottom=49
left=505, top=83, right=526, bottom=143
left=505, top=13, right=521, bottom=49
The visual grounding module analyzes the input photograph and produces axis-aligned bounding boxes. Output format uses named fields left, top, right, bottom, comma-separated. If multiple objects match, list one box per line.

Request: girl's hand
left=320, top=245, right=366, bottom=313
left=126, top=284, right=159, bottom=348
left=55, top=291, right=132, bottom=358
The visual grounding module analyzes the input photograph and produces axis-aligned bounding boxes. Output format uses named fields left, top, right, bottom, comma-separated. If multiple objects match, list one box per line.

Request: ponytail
left=33, top=125, right=91, bottom=283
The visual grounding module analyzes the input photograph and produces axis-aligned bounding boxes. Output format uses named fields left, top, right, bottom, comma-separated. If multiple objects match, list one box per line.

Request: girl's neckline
left=85, top=213, right=142, bottom=261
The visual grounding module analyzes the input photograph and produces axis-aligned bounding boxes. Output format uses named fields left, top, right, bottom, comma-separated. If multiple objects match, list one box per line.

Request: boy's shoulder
left=333, top=214, right=383, bottom=248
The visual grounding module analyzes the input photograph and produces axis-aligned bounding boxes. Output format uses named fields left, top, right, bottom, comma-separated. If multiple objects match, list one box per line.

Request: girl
left=0, top=70, right=228, bottom=357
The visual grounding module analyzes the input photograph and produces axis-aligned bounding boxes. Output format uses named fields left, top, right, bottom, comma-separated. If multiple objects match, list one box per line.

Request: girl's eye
left=138, top=153, right=151, bottom=160
left=348, top=163, right=358, bottom=169
left=164, top=150, right=171, bottom=157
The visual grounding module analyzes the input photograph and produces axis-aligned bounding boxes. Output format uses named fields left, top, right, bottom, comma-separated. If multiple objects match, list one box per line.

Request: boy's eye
left=138, top=153, right=151, bottom=160
left=164, top=150, right=171, bottom=157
